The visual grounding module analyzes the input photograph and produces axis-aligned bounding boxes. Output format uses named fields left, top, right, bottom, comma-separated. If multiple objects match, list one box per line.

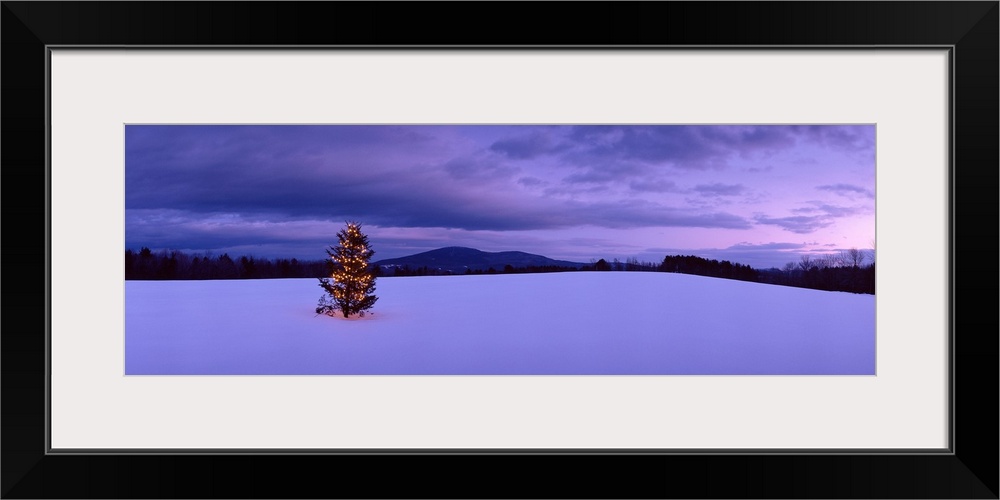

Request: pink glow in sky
left=126, top=125, right=875, bottom=269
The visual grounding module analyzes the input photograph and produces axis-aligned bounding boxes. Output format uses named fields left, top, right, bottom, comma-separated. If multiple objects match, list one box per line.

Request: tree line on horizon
left=758, top=251, right=875, bottom=295
left=125, top=247, right=329, bottom=280
left=125, top=247, right=874, bottom=295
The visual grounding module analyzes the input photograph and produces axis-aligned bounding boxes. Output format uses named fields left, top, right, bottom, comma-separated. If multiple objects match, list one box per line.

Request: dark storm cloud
left=699, top=126, right=798, bottom=158
left=124, top=210, right=333, bottom=253
left=562, top=162, right=649, bottom=184
left=489, top=131, right=566, bottom=159
left=792, top=125, right=875, bottom=152
left=550, top=126, right=809, bottom=191
left=128, top=124, right=863, bottom=231
left=566, top=125, right=796, bottom=167
left=443, top=156, right=519, bottom=181
left=129, top=125, right=584, bottom=233
left=126, top=124, right=873, bottom=260
left=126, top=125, right=530, bottom=231
left=125, top=125, right=438, bottom=211
left=564, top=126, right=721, bottom=170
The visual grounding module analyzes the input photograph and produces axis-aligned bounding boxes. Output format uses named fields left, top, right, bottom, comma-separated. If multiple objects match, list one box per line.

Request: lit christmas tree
left=316, top=221, right=378, bottom=318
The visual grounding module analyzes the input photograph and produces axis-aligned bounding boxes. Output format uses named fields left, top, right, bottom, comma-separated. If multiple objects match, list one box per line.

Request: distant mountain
left=372, top=246, right=587, bottom=274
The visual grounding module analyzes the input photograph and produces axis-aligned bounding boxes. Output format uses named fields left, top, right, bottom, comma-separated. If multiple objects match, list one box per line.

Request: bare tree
left=812, top=255, right=833, bottom=269
left=831, top=252, right=848, bottom=268
left=797, top=255, right=813, bottom=271
left=843, top=247, right=865, bottom=268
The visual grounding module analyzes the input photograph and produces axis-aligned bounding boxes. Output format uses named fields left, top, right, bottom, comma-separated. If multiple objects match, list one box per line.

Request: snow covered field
left=125, top=272, right=875, bottom=375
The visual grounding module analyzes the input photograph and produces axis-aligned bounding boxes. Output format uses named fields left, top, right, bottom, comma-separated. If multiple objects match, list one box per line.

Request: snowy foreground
left=125, top=273, right=875, bottom=375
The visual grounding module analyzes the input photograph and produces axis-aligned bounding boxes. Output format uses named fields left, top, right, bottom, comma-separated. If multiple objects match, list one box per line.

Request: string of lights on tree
left=316, top=221, right=378, bottom=318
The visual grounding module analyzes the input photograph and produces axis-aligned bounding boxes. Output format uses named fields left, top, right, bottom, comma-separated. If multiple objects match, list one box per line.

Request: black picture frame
left=3, top=2, right=996, bottom=498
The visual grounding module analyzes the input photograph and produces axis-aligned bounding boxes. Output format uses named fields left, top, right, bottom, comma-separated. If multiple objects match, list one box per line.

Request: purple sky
left=125, top=125, right=875, bottom=269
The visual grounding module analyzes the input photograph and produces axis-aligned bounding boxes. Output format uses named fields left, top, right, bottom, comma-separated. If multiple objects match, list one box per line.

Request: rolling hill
left=372, top=246, right=586, bottom=274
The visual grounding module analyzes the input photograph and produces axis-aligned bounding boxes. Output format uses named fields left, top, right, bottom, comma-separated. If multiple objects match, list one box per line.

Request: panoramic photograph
left=124, top=124, right=875, bottom=375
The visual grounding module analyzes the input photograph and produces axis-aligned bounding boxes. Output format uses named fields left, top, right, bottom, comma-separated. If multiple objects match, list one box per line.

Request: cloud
left=701, top=126, right=797, bottom=158
left=817, top=183, right=875, bottom=199
left=543, top=184, right=612, bottom=197
left=793, top=202, right=869, bottom=218
left=125, top=124, right=872, bottom=261
left=555, top=126, right=815, bottom=185
left=489, top=131, right=565, bottom=159
left=562, top=162, right=649, bottom=184
left=772, top=200, right=871, bottom=233
left=811, top=203, right=864, bottom=218
left=126, top=125, right=772, bottom=236
left=793, top=125, right=875, bottom=152
left=565, top=126, right=725, bottom=169
left=125, top=210, right=343, bottom=254
left=572, top=200, right=752, bottom=230
left=442, top=156, right=519, bottom=181
left=754, top=214, right=834, bottom=234
left=694, top=183, right=746, bottom=197
left=628, top=179, right=678, bottom=193
left=726, top=241, right=807, bottom=251
left=517, top=176, right=546, bottom=187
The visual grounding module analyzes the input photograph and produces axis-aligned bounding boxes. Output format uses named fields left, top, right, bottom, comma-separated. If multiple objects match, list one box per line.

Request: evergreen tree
left=316, top=221, right=378, bottom=318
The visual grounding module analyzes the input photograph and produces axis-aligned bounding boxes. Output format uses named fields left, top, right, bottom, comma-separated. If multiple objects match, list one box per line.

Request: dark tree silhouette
left=316, top=222, right=378, bottom=318
left=593, top=258, right=612, bottom=271
left=842, top=247, right=865, bottom=268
